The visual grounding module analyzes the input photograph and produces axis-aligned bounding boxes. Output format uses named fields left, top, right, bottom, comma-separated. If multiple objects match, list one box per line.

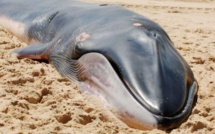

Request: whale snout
left=116, top=33, right=198, bottom=129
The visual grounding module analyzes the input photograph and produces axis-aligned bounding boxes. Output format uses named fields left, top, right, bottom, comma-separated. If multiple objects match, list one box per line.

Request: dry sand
left=0, top=0, right=215, bottom=133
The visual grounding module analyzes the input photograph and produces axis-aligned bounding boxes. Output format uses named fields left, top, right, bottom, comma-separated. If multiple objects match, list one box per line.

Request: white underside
left=0, top=15, right=27, bottom=42
left=77, top=53, right=157, bottom=129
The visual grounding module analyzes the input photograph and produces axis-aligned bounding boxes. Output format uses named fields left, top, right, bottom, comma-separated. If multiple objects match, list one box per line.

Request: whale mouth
left=154, top=81, right=198, bottom=130
left=72, top=52, right=198, bottom=130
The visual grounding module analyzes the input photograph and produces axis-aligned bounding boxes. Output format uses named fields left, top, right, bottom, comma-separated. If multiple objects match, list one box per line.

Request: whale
left=0, top=0, right=198, bottom=130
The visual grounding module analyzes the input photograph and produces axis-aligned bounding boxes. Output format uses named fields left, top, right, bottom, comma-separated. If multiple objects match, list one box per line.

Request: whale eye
left=48, top=11, right=59, bottom=23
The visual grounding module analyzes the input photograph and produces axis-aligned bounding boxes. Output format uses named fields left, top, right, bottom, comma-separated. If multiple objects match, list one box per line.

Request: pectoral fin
left=13, top=43, right=52, bottom=62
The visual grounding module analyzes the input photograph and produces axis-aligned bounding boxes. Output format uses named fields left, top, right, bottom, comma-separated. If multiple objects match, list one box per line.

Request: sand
left=0, top=0, right=214, bottom=133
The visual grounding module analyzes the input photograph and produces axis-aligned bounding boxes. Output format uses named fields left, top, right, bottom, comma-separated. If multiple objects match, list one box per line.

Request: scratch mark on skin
left=75, top=32, right=90, bottom=43
left=133, top=23, right=142, bottom=27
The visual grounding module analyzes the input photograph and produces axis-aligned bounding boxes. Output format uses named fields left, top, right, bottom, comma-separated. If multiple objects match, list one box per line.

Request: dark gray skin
left=0, top=0, right=198, bottom=130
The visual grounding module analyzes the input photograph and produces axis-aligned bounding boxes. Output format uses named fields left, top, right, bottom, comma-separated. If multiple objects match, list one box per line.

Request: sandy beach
left=0, top=0, right=214, bottom=133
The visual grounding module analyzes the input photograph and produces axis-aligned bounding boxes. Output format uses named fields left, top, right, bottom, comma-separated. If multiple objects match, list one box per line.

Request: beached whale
left=0, top=0, right=198, bottom=130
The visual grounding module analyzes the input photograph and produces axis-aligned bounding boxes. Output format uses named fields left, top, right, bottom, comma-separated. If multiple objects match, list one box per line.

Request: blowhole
left=153, top=33, right=157, bottom=37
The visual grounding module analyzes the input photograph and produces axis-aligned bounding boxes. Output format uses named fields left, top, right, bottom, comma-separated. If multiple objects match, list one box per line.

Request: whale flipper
left=13, top=43, right=51, bottom=62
